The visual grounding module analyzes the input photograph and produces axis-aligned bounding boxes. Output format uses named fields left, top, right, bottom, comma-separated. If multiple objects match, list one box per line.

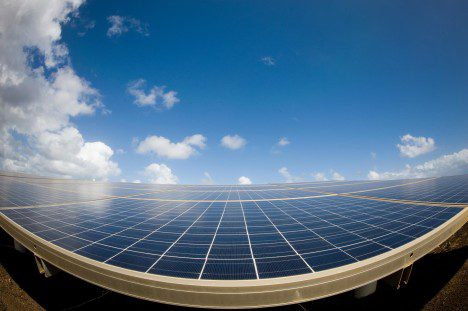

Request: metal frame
left=1, top=207, right=466, bottom=309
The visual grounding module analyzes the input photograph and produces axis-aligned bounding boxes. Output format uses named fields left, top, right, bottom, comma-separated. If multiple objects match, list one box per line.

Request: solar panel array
left=0, top=172, right=466, bottom=280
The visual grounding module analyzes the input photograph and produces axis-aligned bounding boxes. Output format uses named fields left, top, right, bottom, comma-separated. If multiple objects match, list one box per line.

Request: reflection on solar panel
left=0, top=171, right=467, bottom=308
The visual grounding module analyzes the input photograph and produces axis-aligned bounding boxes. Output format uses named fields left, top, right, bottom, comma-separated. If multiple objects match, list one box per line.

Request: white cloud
left=311, top=171, right=344, bottom=182
left=278, top=167, right=303, bottom=183
left=144, top=163, right=178, bottom=184
left=136, top=134, right=206, bottom=160
left=260, top=56, right=276, bottom=66
left=368, top=149, right=468, bottom=180
left=182, top=134, right=207, bottom=149
left=367, top=170, right=381, bottom=180
left=0, top=0, right=120, bottom=180
left=313, top=172, right=328, bottom=181
left=201, top=172, right=214, bottom=185
left=371, top=152, right=377, bottom=160
left=238, top=176, right=252, bottom=185
left=271, top=137, right=291, bottom=154
left=133, top=179, right=141, bottom=184
left=397, top=134, right=436, bottom=158
left=277, top=137, right=290, bottom=147
left=331, top=171, right=345, bottom=181
left=107, top=15, right=149, bottom=37
left=127, top=79, right=179, bottom=109
left=1, top=127, right=120, bottom=180
left=221, top=134, right=246, bottom=150
left=120, top=178, right=127, bottom=182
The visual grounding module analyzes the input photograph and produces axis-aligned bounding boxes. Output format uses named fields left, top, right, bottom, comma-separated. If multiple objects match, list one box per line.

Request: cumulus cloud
left=107, top=15, right=149, bottom=37
left=238, top=176, right=252, bottom=185
left=277, top=137, right=290, bottom=147
left=278, top=167, right=303, bottom=183
left=271, top=137, right=291, bottom=154
left=136, top=134, right=206, bottom=160
left=311, top=171, right=344, bottom=182
left=397, top=134, right=436, bottom=158
left=127, top=79, right=179, bottom=109
left=0, top=0, right=120, bottom=180
left=2, top=127, right=120, bottom=180
left=331, top=171, right=345, bottom=181
left=313, top=172, right=328, bottom=182
left=367, top=171, right=380, bottom=180
left=144, top=163, right=178, bottom=184
left=201, top=172, right=214, bottom=185
left=221, top=134, right=246, bottom=150
left=260, top=56, right=276, bottom=66
left=368, top=149, right=468, bottom=180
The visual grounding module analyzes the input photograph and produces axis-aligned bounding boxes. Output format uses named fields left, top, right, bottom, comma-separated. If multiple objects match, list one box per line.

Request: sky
left=1, top=0, right=467, bottom=185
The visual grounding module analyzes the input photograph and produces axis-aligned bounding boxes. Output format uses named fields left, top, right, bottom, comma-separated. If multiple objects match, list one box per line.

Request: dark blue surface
left=0, top=173, right=466, bottom=280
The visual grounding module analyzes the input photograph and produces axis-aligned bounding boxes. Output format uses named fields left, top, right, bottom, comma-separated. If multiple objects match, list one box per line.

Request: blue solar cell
left=35, top=229, right=65, bottom=240
left=129, top=240, right=171, bottom=255
left=373, top=233, right=414, bottom=248
left=165, top=243, right=210, bottom=258
left=100, top=235, right=138, bottom=249
left=249, top=233, right=284, bottom=244
left=53, top=236, right=90, bottom=251
left=341, top=242, right=389, bottom=260
left=202, top=259, right=257, bottom=280
left=214, top=234, right=249, bottom=244
left=76, top=243, right=119, bottom=261
left=75, top=230, right=109, bottom=242
left=208, top=244, right=253, bottom=259
left=290, top=239, right=335, bottom=254
left=118, top=229, right=151, bottom=239
left=178, top=233, right=213, bottom=244
left=149, top=256, right=204, bottom=278
left=256, top=255, right=311, bottom=278
left=22, top=222, right=50, bottom=232
left=145, top=232, right=181, bottom=243
left=251, top=243, right=296, bottom=258
left=325, top=234, right=366, bottom=247
left=56, top=224, right=87, bottom=235
left=107, top=251, right=159, bottom=272
left=303, top=249, right=356, bottom=271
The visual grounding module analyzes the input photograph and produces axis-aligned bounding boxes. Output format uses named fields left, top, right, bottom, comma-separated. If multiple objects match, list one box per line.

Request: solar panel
left=0, top=171, right=466, bottom=308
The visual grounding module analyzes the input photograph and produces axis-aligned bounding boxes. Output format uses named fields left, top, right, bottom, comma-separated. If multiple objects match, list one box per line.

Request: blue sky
left=1, top=1, right=467, bottom=184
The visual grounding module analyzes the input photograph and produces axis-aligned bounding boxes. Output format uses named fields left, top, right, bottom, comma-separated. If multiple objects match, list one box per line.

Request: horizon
left=1, top=169, right=467, bottom=187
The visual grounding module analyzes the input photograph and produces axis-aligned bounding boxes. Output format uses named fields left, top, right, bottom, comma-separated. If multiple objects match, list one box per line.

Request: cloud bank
left=0, top=0, right=120, bottom=180
left=368, top=149, right=468, bottom=180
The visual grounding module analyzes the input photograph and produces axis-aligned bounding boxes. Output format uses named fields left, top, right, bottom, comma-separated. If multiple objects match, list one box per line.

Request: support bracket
left=383, top=264, right=413, bottom=289
left=34, top=255, right=60, bottom=278
left=13, top=239, right=27, bottom=253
